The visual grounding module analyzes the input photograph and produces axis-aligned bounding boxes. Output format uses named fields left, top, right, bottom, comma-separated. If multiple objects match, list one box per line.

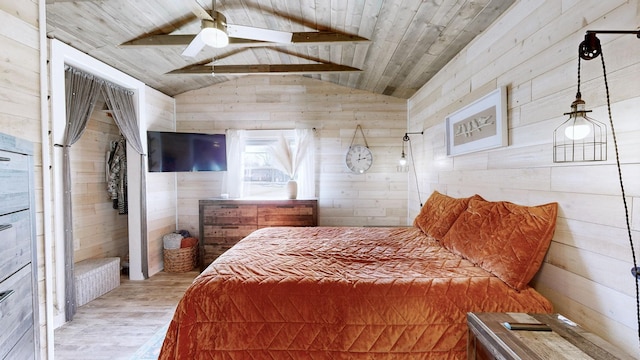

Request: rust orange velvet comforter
left=160, top=226, right=552, bottom=359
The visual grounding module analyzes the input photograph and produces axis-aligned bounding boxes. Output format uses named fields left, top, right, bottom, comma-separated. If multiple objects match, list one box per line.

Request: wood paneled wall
left=408, top=0, right=640, bottom=357
left=174, top=75, right=408, bottom=239
left=0, top=1, right=45, bottom=357
left=70, top=99, right=128, bottom=263
left=144, top=87, right=177, bottom=276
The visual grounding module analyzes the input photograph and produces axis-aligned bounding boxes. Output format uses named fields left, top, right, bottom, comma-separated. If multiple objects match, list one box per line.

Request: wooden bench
left=74, top=257, right=120, bottom=307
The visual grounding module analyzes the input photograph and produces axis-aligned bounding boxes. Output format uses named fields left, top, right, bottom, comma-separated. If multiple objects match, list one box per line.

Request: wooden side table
left=467, top=312, right=634, bottom=360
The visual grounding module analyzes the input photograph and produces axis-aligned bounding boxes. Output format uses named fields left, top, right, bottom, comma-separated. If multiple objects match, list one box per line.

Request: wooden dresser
left=0, top=133, right=39, bottom=359
left=199, top=199, right=317, bottom=269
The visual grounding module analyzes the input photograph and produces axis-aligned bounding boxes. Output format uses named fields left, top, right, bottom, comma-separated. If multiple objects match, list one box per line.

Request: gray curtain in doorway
left=102, top=83, right=148, bottom=280
left=63, top=66, right=104, bottom=321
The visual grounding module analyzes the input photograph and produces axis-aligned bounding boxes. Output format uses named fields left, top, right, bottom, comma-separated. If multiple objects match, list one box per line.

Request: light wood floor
left=54, top=270, right=199, bottom=360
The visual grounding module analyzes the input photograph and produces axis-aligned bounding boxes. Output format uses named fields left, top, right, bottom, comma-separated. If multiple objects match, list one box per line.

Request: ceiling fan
left=120, top=0, right=369, bottom=75
left=121, top=1, right=369, bottom=52
left=180, top=0, right=293, bottom=57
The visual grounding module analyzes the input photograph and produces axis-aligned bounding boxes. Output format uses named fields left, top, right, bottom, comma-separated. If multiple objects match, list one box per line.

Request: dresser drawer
left=0, top=265, right=34, bottom=360
left=258, top=203, right=316, bottom=226
left=4, top=325, right=34, bottom=360
left=202, top=204, right=257, bottom=225
left=0, top=150, right=30, bottom=216
left=0, top=210, right=31, bottom=284
left=203, top=225, right=257, bottom=244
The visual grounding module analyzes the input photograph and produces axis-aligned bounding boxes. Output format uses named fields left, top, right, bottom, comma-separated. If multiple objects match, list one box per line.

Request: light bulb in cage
left=553, top=93, right=607, bottom=163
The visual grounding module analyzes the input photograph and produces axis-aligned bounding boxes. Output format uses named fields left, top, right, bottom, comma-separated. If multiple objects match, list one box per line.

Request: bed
left=160, top=192, right=558, bottom=359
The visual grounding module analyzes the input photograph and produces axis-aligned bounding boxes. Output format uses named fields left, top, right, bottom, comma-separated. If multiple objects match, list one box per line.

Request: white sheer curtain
left=295, top=128, right=316, bottom=199
left=222, top=129, right=246, bottom=199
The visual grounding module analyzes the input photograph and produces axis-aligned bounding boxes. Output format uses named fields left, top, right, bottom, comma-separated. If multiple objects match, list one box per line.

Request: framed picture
left=445, top=86, right=508, bottom=156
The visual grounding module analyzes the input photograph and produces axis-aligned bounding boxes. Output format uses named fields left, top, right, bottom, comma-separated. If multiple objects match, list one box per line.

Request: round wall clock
left=345, top=144, right=373, bottom=173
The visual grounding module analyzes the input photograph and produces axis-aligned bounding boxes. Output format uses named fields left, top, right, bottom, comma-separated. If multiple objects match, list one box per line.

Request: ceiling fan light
left=201, top=27, right=228, bottom=48
left=201, top=12, right=228, bottom=48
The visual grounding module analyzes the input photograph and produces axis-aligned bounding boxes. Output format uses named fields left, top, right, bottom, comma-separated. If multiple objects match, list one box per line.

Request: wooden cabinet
left=467, top=312, right=633, bottom=360
left=199, top=199, right=317, bottom=268
left=0, top=133, right=39, bottom=359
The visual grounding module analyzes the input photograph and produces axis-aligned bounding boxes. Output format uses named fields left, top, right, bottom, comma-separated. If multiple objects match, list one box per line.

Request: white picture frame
left=445, top=86, right=508, bottom=156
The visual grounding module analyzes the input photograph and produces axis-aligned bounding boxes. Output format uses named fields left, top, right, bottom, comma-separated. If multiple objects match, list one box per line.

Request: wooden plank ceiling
left=46, top=0, right=515, bottom=99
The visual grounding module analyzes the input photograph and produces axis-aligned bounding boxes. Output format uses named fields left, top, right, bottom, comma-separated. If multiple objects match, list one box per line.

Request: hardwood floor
left=54, top=271, right=199, bottom=359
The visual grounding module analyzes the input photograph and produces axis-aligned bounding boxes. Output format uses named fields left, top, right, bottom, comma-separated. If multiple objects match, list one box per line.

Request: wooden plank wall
left=174, top=75, right=408, bottom=239
left=144, top=87, right=177, bottom=276
left=407, top=0, right=640, bottom=357
left=70, top=99, right=128, bottom=263
left=0, top=1, right=45, bottom=357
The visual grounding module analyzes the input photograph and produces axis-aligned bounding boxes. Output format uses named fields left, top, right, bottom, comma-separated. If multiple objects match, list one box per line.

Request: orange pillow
left=180, top=237, right=198, bottom=248
left=441, top=199, right=558, bottom=290
left=413, top=191, right=484, bottom=241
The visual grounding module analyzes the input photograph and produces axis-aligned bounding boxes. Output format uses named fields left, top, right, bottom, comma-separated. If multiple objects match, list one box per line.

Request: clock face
left=345, top=145, right=373, bottom=173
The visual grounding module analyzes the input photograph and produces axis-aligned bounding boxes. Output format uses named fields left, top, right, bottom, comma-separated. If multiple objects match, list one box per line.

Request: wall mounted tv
left=147, top=131, right=227, bottom=172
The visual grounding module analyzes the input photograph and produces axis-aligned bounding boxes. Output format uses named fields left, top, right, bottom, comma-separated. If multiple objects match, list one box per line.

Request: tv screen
left=147, top=131, right=227, bottom=172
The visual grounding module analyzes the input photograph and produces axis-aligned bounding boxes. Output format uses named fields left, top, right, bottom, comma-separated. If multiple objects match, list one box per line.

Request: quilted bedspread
left=160, top=226, right=552, bottom=359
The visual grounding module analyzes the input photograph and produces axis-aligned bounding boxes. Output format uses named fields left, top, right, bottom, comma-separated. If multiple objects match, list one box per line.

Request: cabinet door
left=258, top=202, right=316, bottom=227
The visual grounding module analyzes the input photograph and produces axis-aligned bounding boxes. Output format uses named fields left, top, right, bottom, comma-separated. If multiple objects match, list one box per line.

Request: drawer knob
left=0, top=157, right=9, bottom=162
left=0, top=224, right=12, bottom=232
left=0, top=289, right=14, bottom=304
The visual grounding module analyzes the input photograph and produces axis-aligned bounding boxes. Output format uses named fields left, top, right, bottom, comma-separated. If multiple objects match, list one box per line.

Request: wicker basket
left=164, top=242, right=198, bottom=272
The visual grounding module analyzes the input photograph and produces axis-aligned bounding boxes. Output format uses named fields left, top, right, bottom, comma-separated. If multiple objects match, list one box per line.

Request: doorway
left=49, top=39, right=148, bottom=327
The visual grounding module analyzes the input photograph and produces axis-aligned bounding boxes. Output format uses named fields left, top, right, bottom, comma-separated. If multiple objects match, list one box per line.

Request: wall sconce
left=552, top=91, right=607, bottom=162
left=558, top=29, right=640, bottom=348
left=399, top=131, right=424, bottom=206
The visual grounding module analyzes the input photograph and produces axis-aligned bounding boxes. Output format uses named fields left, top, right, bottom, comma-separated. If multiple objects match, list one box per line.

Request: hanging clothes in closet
left=107, top=135, right=128, bottom=214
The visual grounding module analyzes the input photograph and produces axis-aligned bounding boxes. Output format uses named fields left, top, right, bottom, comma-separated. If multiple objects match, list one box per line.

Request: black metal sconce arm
left=403, top=131, right=423, bottom=142
left=580, top=30, right=640, bottom=60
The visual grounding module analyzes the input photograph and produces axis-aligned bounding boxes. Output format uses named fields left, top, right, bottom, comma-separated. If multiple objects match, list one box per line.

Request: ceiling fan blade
left=181, top=31, right=207, bottom=57
left=227, top=24, right=292, bottom=44
left=182, top=0, right=213, bottom=21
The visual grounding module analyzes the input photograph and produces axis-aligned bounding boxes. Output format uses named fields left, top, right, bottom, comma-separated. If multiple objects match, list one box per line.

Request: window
left=242, top=130, right=295, bottom=198
left=224, top=129, right=315, bottom=199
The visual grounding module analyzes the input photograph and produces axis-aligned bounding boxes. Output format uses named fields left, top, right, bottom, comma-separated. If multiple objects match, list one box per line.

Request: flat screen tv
left=147, top=131, right=227, bottom=172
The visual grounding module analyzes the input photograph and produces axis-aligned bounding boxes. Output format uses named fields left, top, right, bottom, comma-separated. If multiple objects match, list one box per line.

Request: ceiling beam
left=167, top=63, right=362, bottom=76
left=290, top=32, right=369, bottom=45
left=120, top=32, right=369, bottom=48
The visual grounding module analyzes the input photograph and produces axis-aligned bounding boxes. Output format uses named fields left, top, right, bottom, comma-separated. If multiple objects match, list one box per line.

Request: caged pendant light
left=552, top=33, right=608, bottom=163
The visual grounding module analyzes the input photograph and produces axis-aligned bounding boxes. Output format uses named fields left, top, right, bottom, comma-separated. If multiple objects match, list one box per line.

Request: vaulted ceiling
left=46, top=0, right=515, bottom=99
